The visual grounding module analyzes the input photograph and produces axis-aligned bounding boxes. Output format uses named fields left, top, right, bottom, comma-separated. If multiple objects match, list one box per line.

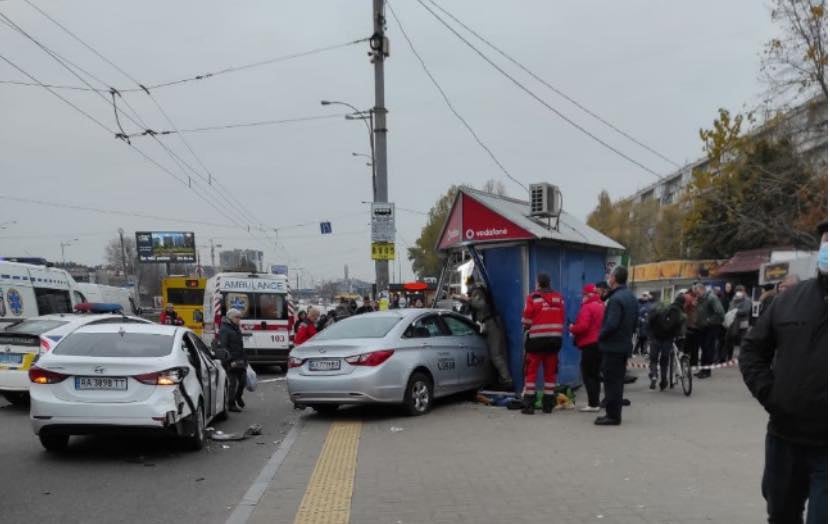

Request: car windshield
left=4, top=319, right=69, bottom=335
left=52, top=332, right=174, bottom=357
left=313, top=316, right=401, bottom=341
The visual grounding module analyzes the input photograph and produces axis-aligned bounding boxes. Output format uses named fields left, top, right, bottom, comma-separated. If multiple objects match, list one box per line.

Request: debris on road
left=207, top=424, right=263, bottom=441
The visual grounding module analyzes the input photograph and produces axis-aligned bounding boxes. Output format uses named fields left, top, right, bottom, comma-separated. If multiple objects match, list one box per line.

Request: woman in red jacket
left=294, top=308, right=320, bottom=346
left=569, top=284, right=605, bottom=412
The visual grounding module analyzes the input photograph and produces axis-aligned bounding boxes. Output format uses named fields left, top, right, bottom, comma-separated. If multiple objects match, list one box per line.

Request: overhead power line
left=414, top=0, right=665, bottom=180
left=387, top=2, right=527, bottom=193
left=124, top=113, right=348, bottom=137
left=0, top=12, right=251, bottom=231
left=425, top=0, right=681, bottom=169
left=20, top=1, right=266, bottom=231
left=0, top=194, right=243, bottom=229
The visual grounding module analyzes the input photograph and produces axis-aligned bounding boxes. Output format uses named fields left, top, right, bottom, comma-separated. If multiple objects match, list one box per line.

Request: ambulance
left=202, top=272, right=294, bottom=367
left=0, top=260, right=80, bottom=326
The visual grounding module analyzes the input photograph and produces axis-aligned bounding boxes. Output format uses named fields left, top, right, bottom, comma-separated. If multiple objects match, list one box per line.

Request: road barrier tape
left=627, top=357, right=739, bottom=371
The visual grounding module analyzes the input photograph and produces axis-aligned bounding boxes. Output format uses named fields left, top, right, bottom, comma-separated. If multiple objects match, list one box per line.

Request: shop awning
left=717, top=249, right=771, bottom=274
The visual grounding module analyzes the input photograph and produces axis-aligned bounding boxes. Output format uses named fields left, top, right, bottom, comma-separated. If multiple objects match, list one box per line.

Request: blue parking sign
left=320, top=222, right=332, bottom=235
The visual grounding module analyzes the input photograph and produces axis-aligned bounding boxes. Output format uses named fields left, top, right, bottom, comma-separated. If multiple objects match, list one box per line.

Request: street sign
left=320, top=222, right=333, bottom=235
left=371, top=202, right=395, bottom=243
left=271, top=264, right=288, bottom=275
left=371, top=242, right=395, bottom=261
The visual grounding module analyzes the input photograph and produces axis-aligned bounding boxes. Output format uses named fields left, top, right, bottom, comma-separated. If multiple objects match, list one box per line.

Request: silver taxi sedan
left=287, top=309, right=490, bottom=415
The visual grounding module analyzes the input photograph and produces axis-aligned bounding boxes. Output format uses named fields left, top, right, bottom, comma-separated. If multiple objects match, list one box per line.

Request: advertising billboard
left=135, top=231, right=196, bottom=263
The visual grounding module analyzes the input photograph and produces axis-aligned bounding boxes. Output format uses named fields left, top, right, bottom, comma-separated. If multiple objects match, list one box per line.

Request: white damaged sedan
left=29, top=323, right=229, bottom=452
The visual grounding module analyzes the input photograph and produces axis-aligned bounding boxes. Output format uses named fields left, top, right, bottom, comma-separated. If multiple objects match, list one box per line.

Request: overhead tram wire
left=414, top=0, right=665, bottom=180
left=387, top=3, right=527, bottom=193
left=21, top=0, right=367, bottom=93
left=425, top=0, right=681, bottom=169
left=21, top=1, right=265, bottom=231
left=0, top=194, right=242, bottom=230
left=0, top=15, right=252, bottom=232
left=124, top=113, right=348, bottom=137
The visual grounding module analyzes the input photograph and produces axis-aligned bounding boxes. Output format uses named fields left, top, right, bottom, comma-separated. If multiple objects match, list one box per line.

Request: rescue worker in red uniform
left=521, top=272, right=565, bottom=415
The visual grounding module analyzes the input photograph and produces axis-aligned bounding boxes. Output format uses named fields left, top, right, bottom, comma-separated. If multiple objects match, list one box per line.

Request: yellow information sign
left=371, top=242, right=395, bottom=261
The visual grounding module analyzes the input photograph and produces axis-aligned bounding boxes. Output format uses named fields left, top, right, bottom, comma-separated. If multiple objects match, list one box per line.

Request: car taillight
left=134, top=367, right=189, bottom=386
left=344, top=350, right=395, bottom=367
left=29, top=366, right=68, bottom=384
left=288, top=357, right=304, bottom=369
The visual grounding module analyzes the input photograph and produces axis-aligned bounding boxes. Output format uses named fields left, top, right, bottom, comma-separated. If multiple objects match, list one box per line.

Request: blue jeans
left=763, top=433, right=827, bottom=523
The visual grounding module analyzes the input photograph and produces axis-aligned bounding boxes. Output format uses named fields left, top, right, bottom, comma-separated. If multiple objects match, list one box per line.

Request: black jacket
left=740, top=277, right=827, bottom=447
left=598, top=285, right=638, bottom=354
left=218, top=318, right=246, bottom=362
left=648, top=303, right=686, bottom=342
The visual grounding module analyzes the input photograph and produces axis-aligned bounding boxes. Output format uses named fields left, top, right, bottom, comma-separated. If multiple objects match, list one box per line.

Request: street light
left=0, top=220, right=17, bottom=230
left=321, top=99, right=376, bottom=197
left=352, top=152, right=373, bottom=167
left=59, top=238, right=79, bottom=264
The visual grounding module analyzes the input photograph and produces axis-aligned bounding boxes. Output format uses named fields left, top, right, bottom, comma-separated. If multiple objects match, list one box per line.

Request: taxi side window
left=443, top=315, right=478, bottom=336
left=405, top=315, right=445, bottom=338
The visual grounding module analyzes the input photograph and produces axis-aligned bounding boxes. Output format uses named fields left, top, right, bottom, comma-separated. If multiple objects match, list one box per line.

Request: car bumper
left=30, top=385, right=185, bottom=435
left=287, top=366, right=405, bottom=405
left=245, top=348, right=290, bottom=365
left=0, top=369, right=30, bottom=393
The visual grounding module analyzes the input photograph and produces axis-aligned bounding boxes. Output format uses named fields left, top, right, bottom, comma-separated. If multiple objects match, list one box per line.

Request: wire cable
left=414, top=0, right=665, bottom=180
left=18, top=2, right=265, bottom=231
left=425, top=0, right=681, bottom=169
left=0, top=14, right=251, bottom=231
left=0, top=78, right=103, bottom=92
left=387, top=2, right=527, bottom=193
left=125, top=113, right=349, bottom=137
left=0, top=194, right=243, bottom=229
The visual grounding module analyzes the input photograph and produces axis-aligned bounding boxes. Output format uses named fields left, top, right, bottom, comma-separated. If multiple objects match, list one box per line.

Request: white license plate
left=309, top=359, right=341, bottom=371
left=75, top=376, right=128, bottom=391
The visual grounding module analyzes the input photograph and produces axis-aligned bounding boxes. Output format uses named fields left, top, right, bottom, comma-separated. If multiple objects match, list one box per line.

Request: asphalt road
left=0, top=367, right=297, bottom=524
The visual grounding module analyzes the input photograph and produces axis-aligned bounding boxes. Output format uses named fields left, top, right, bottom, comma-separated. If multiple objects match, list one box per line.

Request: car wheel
left=39, top=433, right=69, bottom=452
left=214, top=381, right=230, bottom=422
left=404, top=372, right=433, bottom=416
left=310, top=404, right=339, bottom=415
left=184, top=401, right=206, bottom=451
left=2, top=392, right=29, bottom=406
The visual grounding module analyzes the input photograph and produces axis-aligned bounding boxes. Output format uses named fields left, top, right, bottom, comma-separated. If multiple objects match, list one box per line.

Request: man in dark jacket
left=457, top=276, right=512, bottom=389
left=595, top=266, right=638, bottom=426
left=693, top=282, right=725, bottom=378
left=740, top=222, right=827, bottom=524
left=647, top=295, right=686, bottom=391
left=219, top=308, right=246, bottom=412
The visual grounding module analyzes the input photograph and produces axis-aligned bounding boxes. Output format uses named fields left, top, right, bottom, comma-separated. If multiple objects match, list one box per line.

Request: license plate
left=0, top=353, right=23, bottom=364
left=75, top=376, right=128, bottom=391
left=309, top=359, right=341, bottom=371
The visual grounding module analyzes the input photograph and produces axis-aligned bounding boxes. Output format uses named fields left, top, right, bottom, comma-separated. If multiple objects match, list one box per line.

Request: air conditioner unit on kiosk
left=529, top=183, right=562, bottom=218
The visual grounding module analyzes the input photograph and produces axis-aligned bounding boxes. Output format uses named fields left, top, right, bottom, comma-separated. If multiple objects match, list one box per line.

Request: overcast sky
left=0, top=0, right=775, bottom=284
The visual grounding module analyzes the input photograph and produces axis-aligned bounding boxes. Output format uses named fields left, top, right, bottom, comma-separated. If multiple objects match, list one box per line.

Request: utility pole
left=118, top=228, right=129, bottom=281
left=371, top=0, right=390, bottom=293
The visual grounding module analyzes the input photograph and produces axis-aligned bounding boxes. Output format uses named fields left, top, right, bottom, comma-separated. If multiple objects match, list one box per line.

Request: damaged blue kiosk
left=434, top=185, right=625, bottom=391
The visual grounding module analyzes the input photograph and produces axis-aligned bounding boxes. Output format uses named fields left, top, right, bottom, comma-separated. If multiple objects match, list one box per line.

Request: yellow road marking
left=293, top=421, right=362, bottom=524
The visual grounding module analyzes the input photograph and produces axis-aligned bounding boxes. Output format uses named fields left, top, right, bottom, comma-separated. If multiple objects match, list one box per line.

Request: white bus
left=202, top=272, right=294, bottom=367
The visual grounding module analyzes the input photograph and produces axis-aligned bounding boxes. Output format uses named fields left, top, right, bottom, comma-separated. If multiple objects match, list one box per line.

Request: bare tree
left=481, top=179, right=507, bottom=196
left=762, top=0, right=828, bottom=102
left=104, top=236, right=135, bottom=275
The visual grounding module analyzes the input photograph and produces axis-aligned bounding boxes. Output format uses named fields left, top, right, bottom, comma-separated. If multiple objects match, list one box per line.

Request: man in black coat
left=219, top=308, right=247, bottom=412
left=595, top=266, right=638, bottom=426
left=740, top=221, right=827, bottom=524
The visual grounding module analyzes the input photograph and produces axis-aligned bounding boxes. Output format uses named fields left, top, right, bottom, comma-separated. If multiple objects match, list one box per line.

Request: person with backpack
left=520, top=272, right=565, bottom=415
left=647, top=294, right=687, bottom=391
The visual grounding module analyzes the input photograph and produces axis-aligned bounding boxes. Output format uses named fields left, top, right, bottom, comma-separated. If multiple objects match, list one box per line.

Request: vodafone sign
left=438, top=192, right=533, bottom=249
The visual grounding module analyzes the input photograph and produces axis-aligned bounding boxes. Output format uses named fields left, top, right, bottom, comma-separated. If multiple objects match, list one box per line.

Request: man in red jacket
left=294, top=308, right=320, bottom=346
left=521, top=272, right=565, bottom=415
left=570, top=283, right=605, bottom=413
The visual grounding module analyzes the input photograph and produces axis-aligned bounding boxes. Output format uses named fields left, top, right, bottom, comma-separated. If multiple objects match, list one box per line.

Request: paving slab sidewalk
left=248, top=368, right=768, bottom=524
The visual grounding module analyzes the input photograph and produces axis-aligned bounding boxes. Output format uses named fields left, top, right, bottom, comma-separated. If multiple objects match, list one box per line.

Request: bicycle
left=667, top=340, right=693, bottom=396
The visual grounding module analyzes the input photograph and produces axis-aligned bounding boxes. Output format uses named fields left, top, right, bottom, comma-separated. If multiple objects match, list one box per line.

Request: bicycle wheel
left=680, top=354, right=693, bottom=396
